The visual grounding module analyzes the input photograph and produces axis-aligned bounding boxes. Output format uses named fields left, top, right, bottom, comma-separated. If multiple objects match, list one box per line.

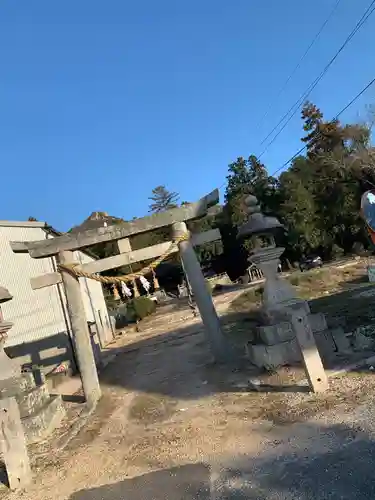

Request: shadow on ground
left=99, top=310, right=266, bottom=401
left=70, top=464, right=211, bottom=500
left=70, top=423, right=375, bottom=499
left=99, top=301, right=375, bottom=401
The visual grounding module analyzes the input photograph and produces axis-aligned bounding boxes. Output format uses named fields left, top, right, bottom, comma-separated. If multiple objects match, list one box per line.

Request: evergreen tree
left=148, top=185, right=179, bottom=213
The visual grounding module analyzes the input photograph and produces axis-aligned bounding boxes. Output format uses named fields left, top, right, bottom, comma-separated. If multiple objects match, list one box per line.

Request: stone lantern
left=236, top=195, right=330, bottom=370
left=238, top=195, right=309, bottom=324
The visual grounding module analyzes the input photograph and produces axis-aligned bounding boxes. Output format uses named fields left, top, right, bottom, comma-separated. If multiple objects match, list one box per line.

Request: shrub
left=205, top=279, right=213, bottom=295
left=126, top=296, right=157, bottom=322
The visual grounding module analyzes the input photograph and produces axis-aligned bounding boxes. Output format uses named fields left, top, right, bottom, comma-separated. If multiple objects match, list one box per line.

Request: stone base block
left=247, top=338, right=301, bottom=369
left=314, top=330, right=336, bottom=357
left=331, top=328, right=352, bottom=353
left=262, top=299, right=311, bottom=325
left=22, top=394, right=65, bottom=444
left=307, top=313, right=327, bottom=333
left=257, top=322, right=294, bottom=345
left=0, top=371, right=45, bottom=398
left=16, top=384, right=50, bottom=419
left=257, top=313, right=328, bottom=346
left=350, top=327, right=375, bottom=352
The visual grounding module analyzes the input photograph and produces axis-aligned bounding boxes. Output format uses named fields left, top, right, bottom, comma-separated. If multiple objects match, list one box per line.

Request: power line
left=271, top=75, right=375, bottom=177
left=258, top=0, right=375, bottom=159
left=218, top=76, right=375, bottom=194
left=220, top=76, right=375, bottom=194
left=256, top=0, right=342, bottom=130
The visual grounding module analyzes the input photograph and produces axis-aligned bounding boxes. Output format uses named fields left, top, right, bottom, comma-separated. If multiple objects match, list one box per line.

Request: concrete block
left=331, top=328, right=352, bottom=353
left=351, top=327, right=375, bottom=352
left=257, top=322, right=294, bottom=345
left=0, top=371, right=44, bottom=398
left=247, top=338, right=301, bottom=369
left=22, top=394, right=65, bottom=444
left=16, top=384, right=50, bottom=419
left=314, top=330, right=336, bottom=357
left=256, top=313, right=327, bottom=346
left=307, top=313, right=327, bottom=333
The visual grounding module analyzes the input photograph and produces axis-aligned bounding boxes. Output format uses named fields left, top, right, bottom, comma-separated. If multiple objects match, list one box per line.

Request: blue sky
left=1, top=0, right=375, bottom=231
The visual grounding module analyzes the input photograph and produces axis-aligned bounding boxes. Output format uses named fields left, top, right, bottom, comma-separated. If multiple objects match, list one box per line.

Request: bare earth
left=4, top=262, right=375, bottom=499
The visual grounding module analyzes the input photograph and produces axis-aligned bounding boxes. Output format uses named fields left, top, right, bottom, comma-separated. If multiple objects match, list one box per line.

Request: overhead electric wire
left=257, top=0, right=375, bottom=159
left=218, top=76, right=375, bottom=192
left=256, top=0, right=343, bottom=130
left=271, top=75, right=375, bottom=177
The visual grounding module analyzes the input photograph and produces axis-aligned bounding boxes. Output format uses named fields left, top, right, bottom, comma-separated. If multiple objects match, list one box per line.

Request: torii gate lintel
left=9, top=189, right=228, bottom=409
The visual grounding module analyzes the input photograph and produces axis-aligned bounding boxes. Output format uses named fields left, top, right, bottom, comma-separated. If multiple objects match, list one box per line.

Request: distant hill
left=70, top=203, right=222, bottom=234
left=69, top=211, right=124, bottom=234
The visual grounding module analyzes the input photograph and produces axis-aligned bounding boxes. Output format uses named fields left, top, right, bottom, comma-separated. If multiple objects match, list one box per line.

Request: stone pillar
left=59, top=251, right=101, bottom=409
left=251, top=247, right=309, bottom=323
left=172, top=222, right=228, bottom=362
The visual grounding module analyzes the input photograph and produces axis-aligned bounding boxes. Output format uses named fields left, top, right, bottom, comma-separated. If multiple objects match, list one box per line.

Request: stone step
left=22, top=394, right=65, bottom=444
left=16, top=383, right=50, bottom=419
left=0, top=370, right=45, bottom=398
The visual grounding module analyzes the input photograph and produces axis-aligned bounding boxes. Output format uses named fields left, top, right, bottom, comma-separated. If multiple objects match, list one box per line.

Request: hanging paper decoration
left=139, top=275, right=151, bottom=294
left=121, top=282, right=132, bottom=298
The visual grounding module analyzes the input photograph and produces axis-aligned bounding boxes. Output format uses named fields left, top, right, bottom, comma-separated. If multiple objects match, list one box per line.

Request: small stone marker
left=0, top=397, right=31, bottom=490
left=290, top=310, right=328, bottom=393
left=367, top=265, right=375, bottom=282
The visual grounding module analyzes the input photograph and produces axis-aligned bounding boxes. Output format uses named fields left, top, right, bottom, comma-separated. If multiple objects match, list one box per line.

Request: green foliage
left=205, top=279, right=213, bottom=295
left=73, top=100, right=375, bottom=286
left=225, top=155, right=278, bottom=226
left=148, top=185, right=179, bottom=213
left=222, top=100, right=375, bottom=266
left=126, top=296, right=157, bottom=322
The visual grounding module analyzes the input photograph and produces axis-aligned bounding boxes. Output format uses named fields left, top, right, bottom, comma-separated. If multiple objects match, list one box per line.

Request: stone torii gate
left=10, top=189, right=227, bottom=409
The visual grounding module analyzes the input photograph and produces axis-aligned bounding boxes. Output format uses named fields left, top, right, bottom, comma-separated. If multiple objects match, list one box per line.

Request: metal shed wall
left=0, top=225, right=66, bottom=346
left=0, top=223, right=113, bottom=372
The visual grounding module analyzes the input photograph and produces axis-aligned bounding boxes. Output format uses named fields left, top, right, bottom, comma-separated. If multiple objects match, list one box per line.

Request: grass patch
left=230, top=285, right=263, bottom=313
left=229, top=262, right=370, bottom=330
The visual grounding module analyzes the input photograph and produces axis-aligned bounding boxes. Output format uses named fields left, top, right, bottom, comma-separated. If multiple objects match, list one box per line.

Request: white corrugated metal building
left=0, top=221, right=113, bottom=374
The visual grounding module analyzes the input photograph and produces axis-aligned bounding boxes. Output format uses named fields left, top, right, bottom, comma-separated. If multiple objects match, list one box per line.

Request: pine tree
left=301, top=101, right=344, bottom=157
left=148, top=186, right=179, bottom=213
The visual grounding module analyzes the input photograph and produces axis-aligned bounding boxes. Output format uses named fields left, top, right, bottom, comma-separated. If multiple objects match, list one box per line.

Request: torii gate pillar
left=172, top=222, right=228, bottom=363
left=59, top=251, right=101, bottom=408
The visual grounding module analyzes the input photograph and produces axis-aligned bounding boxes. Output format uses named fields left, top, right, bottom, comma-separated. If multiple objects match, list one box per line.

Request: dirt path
left=3, top=286, right=375, bottom=499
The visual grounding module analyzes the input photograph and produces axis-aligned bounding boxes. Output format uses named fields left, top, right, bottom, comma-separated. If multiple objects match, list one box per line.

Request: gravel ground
left=2, top=337, right=375, bottom=500
left=2, top=277, right=375, bottom=499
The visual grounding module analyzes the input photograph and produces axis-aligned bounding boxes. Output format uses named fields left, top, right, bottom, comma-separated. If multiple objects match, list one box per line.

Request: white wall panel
left=0, top=226, right=66, bottom=347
